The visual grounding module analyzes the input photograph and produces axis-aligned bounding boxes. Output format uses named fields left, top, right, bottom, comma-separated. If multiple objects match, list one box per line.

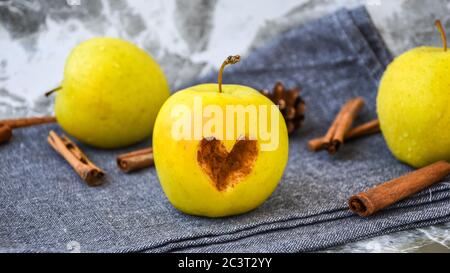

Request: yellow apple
left=153, top=56, right=289, bottom=217
left=54, top=37, right=170, bottom=148
left=377, top=21, right=450, bottom=167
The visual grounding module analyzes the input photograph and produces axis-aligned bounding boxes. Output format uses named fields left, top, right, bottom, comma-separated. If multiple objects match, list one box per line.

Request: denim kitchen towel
left=1, top=6, right=449, bottom=253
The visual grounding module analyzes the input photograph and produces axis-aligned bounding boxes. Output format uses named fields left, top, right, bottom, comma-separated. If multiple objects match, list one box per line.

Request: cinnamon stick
left=345, top=119, right=380, bottom=140
left=117, top=147, right=154, bottom=173
left=329, top=98, right=365, bottom=153
left=47, top=130, right=104, bottom=186
left=349, top=161, right=450, bottom=217
left=0, top=124, right=12, bottom=144
left=308, top=97, right=365, bottom=154
left=1, top=116, right=56, bottom=129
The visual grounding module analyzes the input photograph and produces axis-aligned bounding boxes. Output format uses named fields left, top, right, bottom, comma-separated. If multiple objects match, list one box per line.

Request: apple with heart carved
left=153, top=56, right=289, bottom=217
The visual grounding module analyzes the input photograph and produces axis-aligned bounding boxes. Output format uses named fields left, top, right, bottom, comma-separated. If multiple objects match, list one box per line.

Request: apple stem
left=218, top=55, right=241, bottom=93
left=435, top=20, right=447, bottom=52
left=44, top=86, right=62, bottom=97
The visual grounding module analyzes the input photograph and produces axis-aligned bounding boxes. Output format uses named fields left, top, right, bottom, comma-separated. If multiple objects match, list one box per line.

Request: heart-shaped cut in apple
left=197, top=137, right=259, bottom=191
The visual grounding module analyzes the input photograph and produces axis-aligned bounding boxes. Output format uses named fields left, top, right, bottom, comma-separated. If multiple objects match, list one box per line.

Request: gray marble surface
left=0, top=0, right=449, bottom=253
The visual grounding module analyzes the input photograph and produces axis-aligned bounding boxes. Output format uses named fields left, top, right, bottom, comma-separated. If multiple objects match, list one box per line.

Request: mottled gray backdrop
left=1, top=0, right=449, bottom=252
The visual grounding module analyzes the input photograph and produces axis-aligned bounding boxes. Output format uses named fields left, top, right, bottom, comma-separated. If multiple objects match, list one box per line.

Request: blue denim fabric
left=0, top=7, right=449, bottom=253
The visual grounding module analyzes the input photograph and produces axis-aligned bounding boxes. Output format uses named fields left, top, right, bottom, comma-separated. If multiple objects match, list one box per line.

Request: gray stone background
left=1, top=0, right=449, bottom=252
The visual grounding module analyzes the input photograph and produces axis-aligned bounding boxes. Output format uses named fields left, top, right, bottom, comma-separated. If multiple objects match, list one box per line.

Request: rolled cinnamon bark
left=117, top=148, right=154, bottom=173
left=349, top=161, right=450, bottom=217
left=48, top=131, right=104, bottom=186
left=345, top=119, right=380, bottom=140
left=308, top=97, right=365, bottom=153
left=328, top=97, right=364, bottom=154
left=0, top=124, right=13, bottom=144
left=1, top=116, right=56, bottom=128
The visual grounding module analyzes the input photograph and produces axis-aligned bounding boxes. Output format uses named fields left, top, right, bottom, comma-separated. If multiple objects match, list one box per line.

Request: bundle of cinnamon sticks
left=308, top=97, right=380, bottom=154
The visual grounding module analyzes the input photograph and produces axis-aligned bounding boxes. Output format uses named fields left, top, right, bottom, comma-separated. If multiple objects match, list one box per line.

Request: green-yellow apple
left=377, top=21, right=450, bottom=168
left=153, top=56, right=289, bottom=217
left=53, top=37, right=170, bottom=148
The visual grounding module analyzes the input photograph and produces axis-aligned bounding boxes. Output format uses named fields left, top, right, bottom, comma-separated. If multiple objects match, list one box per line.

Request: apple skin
left=153, top=84, right=289, bottom=217
left=377, top=47, right=450, bottom=168
left=55, top=37, right=170, bottom=148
